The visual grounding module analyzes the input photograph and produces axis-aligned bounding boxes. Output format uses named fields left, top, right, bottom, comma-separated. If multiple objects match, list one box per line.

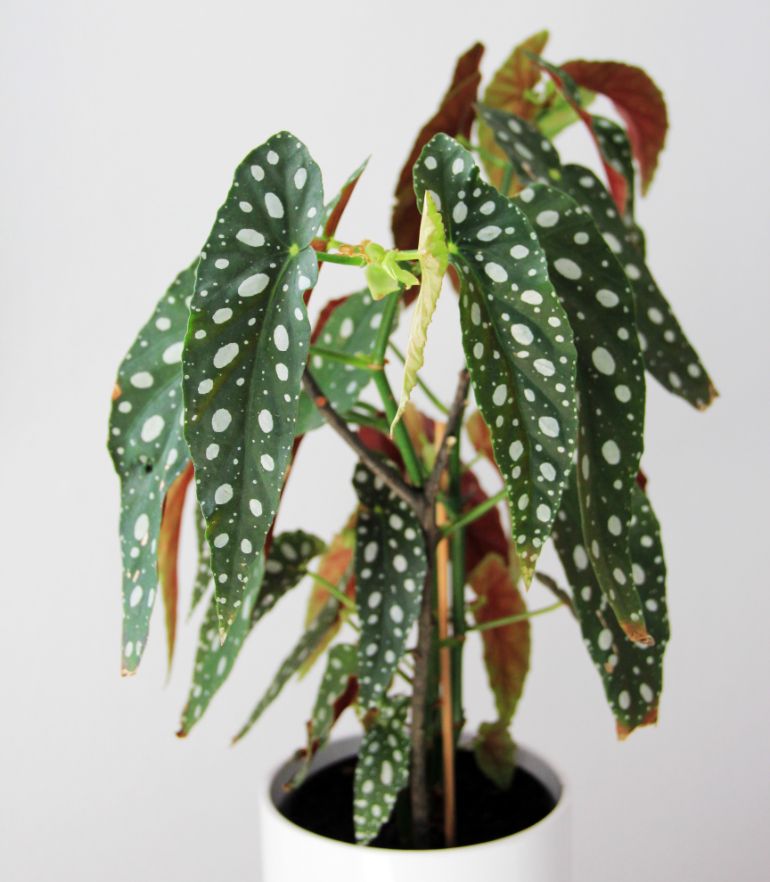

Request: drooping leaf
left=392, top=42, right=484, bottom=254
left=297, top=290, right=389, bottom=434
left=353, top=696, right=411, bottom=844
left=461, top=469, right=510, bottom=574
left=157, top=461, right=194, bottom=671
left=108, top=263, right=195, bottom=674
left=475, top=721, right=516, bottom=790
left=182, top=132, right=323, bottom=637
left=413, top=134, right=579, bottom=583
left=562, top=165, right=716, bottom=408
left=353, top=462, right=427, bottom=709
left=392, top=192, right=449, bottom=431
left=552, top=479, right=669, bottom=735
left=561, top=59, right=668, bottom=193
left=232, top=598, right=341, bottom=743
left=178, top=531, right=325, bottom=735
left=477, top=30, right=550, bottom=193
left=189, top=500, right=212, bottom=615
left=515, top=181, right=651, bottom=644
left=476, top=104, right=563, bottom=186
left=290, top=643, right=358, bottom=788
left=470, top=552, right=530, bottom=787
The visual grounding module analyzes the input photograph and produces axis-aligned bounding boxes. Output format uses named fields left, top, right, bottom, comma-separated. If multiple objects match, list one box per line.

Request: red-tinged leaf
left=561, top=60, right=668, bottom=194
left=470, top=553, right=530, bottom=723
left=475, top=721, right=516, bottom=789
left=478, top=30, right=549, bottom=193
left=461, top=470, right=509, bottom=574
left=392, top=42, right=484, bottom=257
left=157, top=461, right=194, bottom=671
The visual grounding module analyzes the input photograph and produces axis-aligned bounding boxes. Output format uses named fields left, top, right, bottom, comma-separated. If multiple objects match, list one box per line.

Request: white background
left=2, top=1, right=769, bottom=879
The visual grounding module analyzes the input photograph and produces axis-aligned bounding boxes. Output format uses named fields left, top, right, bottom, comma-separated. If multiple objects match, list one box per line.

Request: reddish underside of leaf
left=391, top=42, right=484, bottom=264
left=561, top=59, right=668, bottom=194
left=157, top=461, right=194, bottom=671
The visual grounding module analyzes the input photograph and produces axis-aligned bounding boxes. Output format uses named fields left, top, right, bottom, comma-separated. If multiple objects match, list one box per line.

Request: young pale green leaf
left=182, top=132, right=324, bottom=638
left=553, top=479, right=669, bottom=735
left=178, top=531, right=324, bottom=735
left=189, top=500, right=212, bottom=616
left=476, top=104, right=562, bottom=185
left=353, top=463, right=427, bottom=709
left=109, top=264, right=195, bottom=674
left=516, top=181, right=651, bottom=644
left=296, top=290, right=389, bottom=435
left=562, top=165, right=716, bottom=409
left=413, top=134, right=578, bottom=582
left=232, top=598, right=340, bottom=743
left=354, top=697, right=411, bottom=844
left=290, top=642, right=358, bottom=788
left=392, top=191, right=449, bottom=432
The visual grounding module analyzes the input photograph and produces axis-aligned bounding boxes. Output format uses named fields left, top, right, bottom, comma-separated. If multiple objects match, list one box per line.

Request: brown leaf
left=474, top=721, right=516, bottom=789
left=461, top=470, right=509, bottom=574
left=466, top=410, right=495, bottom=466
left=304, top=518, right=356, bottom=626
left=157, top=461, right=194, bottom=671
left=478, top=30, right=549, bottom=194
left=561, top=60, right=668, bottom=194
left=391, top=42, right=484, bottom=262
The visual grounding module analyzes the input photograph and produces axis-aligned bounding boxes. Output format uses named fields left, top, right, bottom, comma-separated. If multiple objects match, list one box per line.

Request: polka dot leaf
left=562, top=164, right=716, bottom=409
left=232, top=598, right=341, bottom=743
left=354, top=696, right=411, bottom=844
left=413, top=133, right=579, bottom=583
left=476, top=103, right=562, bottom=186
left=353, top=463, right=427, bottom=710
left=553, top=478, right=669, bottom=735
left=296, top=290, right=389, bottom=434
left=289, top=642, right=358, bottom=789
left=515, top=181, right=651, bottom=643
left=182, top=132, right=324, bottom=639
left=108, top=263, right=196, bottom=675
left=179, top=530, right=325, bottom=736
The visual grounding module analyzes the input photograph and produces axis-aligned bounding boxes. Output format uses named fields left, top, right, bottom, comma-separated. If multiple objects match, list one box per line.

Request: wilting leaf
left=392, top=192, right=449, bottom=431
left=182, top=132, right=323, bottom=637
left=392, top=42, right=484, bottom=254
left=353, top=696, right=411, bottom=844
left=413, top=134, right=578, bottom=583
left=290, top=643, right=358, bottom=788
left=232, top=598, right=340, bottom=743
left=562, top=165, right=716, bottom=408
left=157, top=462, right=194, bottom=670
left=353, top=463, right=427, bottom=708
left=475, top=721, right=516, bottom=790
left=297, top=290, right=389, bottom=434
left=178, top=531, right=324, bottom=735
left=478, top=30, right=549, bottom=193
left=552, top=479, right=669, bottom=735
left=108, top=263, right=195, bottom=674
left=515, top=181, right=650, bottom=644
left=561, top=59, right=668, bottom=193
left=476, top=104, right=563, bottom=186
left=470, top=552, right=530, bottom=787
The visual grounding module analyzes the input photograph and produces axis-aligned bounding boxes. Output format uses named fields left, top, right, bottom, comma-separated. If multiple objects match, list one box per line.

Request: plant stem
left=309, top=344, right=381, bottom=371
left=316, top=251, right=366, bottom=267
left=501, top=163, right=514, bottom=196
left=448, top=441, right=466, bottom=743
left=389, top=342, right=449, bottom=415
left=442, top=489, right=507, bottom=537
left=304, top=571, right=356, bottom=611
left=441, top=600, right=564, bottom=645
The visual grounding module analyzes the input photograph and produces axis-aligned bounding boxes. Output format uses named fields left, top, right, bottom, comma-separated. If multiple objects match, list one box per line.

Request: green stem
left=395, top=249, right=420, bottom=262
left=442, top=489, right=507, bottom=537
left=501, top=163, right=514, bottom=196
left=304, top=571, right=356, bottom=612
left=389, top=342, right=450, bottom=415
left=309, top=344, right=381, bottom=371
left=372, top=295, right=424, bottom=487
left=340, top=410, right=390, bottom=432
left=316, top=251, right=366, bottom=267
left=441, top=601, right=564, bottom=645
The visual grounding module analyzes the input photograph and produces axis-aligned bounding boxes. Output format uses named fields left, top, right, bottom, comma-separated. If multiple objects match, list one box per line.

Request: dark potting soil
left=278, top=748, right=556, bottom=849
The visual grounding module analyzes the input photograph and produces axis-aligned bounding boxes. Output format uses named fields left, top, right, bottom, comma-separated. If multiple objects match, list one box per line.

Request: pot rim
left=260, top=735, right=569, bottom=856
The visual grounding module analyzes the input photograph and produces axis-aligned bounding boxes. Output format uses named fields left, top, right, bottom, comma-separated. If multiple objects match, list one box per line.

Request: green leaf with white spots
left=591, top=115, right=636, bottom=217
left=182, top=132, right=324, bottom=638
left=354, top=696, right=411, bottom=844
left=353, top=463, right=427, bottom=709
left=392, top=191, right=449, bottom=431
left=413, top=133, right=579, bottom=582
left=562, top=165, right=716, bottom=409
left=232, top=598, right=340, bottom=743
left=290, top=642, right=358, bottom=788
left=190, top=500, right=212, bottom=616
left=296, top=290, right=389, bottom=434
left=179, top=530, right=325, bottom=735
left=516, top=181, right=651, bottom=644
left=108, top=263, right=195, bottom=674
left=553, top=479, right=669, bottom=734
left=476, top=104, right=563, bottom=186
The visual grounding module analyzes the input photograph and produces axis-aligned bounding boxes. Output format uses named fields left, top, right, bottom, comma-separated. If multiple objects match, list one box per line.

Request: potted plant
left=108, top=31, right=715, bottom=881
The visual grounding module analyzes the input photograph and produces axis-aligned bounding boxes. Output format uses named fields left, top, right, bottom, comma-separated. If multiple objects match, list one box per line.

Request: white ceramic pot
left=259, top=736, right=570, bottom=882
